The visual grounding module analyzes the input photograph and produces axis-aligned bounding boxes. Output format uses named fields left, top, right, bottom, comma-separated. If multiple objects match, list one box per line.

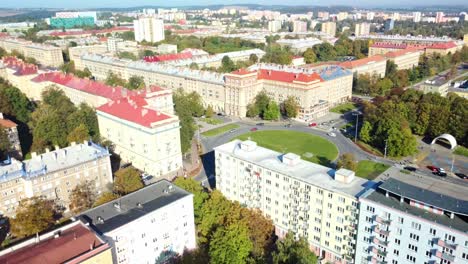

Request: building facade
left=293, top=21, right=308, bottom=33
left=384, top=48, right=422, bottom=70
left=354, top=23, right=370, bottom=37
left=0, top=141, right=112, bottom=216
left=79, top=180, right=197, bottom=264
left=321, top=22, right=337, bottom=37
left=0, top=38, right=64, bottom=67
left=339, top=55, right=387, bottom=78
left=355, top=174, right=468, bottom=264
left=215, top=140, right=373, bottom=264
left=134, top=17, right=165, bottom=43
left=268, top=20, right=282, bottom=32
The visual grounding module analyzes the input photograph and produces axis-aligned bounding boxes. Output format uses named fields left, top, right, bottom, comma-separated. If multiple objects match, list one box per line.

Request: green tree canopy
left=272, top=232, right=318, bottom=264
left=10, top=197, right=57, bottom=238
left=209, top=222, right=253, bottom=264
left=336, top=153, right=357, bottom=171
left=173, top=177, right=209, bottom=224
left=67, top=123, right=89, bottom=143
left=264, top=101, right=280, bottom=120
left=126, top=75, right=146, bottom=90
left=105, top=71, right=127, bottom=87
left=93, top=191, right=120, bottom=207
left=113, top=167, right=144, bottom=195
left=0, top=127, right=11, bottom=159
left=302, top=48, right=317, bottom=64
left=283, top=96, right=299, bottom=118
left=69, top=181, right=95, bottom=214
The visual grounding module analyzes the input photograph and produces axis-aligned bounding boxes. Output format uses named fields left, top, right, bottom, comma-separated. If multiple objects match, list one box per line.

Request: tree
left=189, top=62, right=199, bottom=70
left=241, top=208, right=275, bottom=260
left=354, top=74, right=371, bottom=94
left=205, top=105, right=214, bottom=118
left=359, top=121, right=373, bottom=143
left=272, top=232, right=318, bottom=264
left=118, top=51, right=138, bottom=61
left=385, top=60, right=398, bottom=77
left=264, top=101, right=280, bottom=120
left=10, top=197, right=57, bottom=238
left=246, top=103, right=259, bottom=118
left=59, top=61, right=75, bottom=74
left=126, top=75, right=145, bottom=90
left=254, top=90, right=270, bottom=118
left=209, top=222, right=253, bottom=264
left=302, top=48, right=317, bottom=64
left=67, top=123, right=89, bottom=143
left=173, top=177, right=209, bottom=223
left=374, top=78, right=393, bottom=95
left=105, top=72, right=127, bottom=87
left=113, top=167, right=144, bottom=195
left=283, top=96, right=299, bottom=118
left=249, top=53, right=258, bottom=64
left=221, top=55, right=236, bottom=72
left=69, top=181, right=95, bottom=214
left=0, top=127, right=11, bottom=159
left=0, top=82, right=34, bottom=123
left=336, top=153, right=357, bottom=171
left=93, top=192, right=120, bottom=207
left=313, top=43, right=337, bottom=61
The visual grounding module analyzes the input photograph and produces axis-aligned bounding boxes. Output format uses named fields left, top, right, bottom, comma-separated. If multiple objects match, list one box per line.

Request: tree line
left=247, top=90, right=299, bottom=120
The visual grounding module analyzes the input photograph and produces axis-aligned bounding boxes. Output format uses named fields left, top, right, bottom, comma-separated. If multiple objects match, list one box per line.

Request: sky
left=4, top=0, right=468, bottom=9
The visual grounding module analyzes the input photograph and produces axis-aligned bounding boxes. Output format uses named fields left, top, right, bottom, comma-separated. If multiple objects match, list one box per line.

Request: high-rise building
left=436, top=12, right=445, bottom=23
left=292, top=20, right=308, bottom=33
left=366, top=12, right=375, bottom=21
left=354, top=23, right=370, bottom=36
left=392, top=12, right=400, bottom=21
left=0, top=141, right=112, bottom=216
left=413, top=12, right=422, bottom=23
left=107, top=37, right=124, bottom=53
left=337, top=12, right=348, bottom=21
left=79, top=180, right=197, bottom=264
left=268, top=20, right=282, bottom=32
left=355, top=172, right=468, bottom=264
left=384, top=19, right=394, bottom=31
left=134, top=16, right=165, bottom=43
left=317, top=11, right=330, bottom=20
left=215, top=140, right=374, bottom=263
left=321, top=21, right=337, bottom=37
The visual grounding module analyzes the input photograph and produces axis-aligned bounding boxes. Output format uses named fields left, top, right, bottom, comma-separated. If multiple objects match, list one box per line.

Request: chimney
left=54, top=145, right=59, bottom=151
left=45, top=148, right=50, bottom=153
left=71, top=141, right=76, bottom=146
left=31, top=152, right=37, bottom=158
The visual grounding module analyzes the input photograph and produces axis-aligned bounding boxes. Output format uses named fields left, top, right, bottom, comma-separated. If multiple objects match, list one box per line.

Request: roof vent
left=334, top=168, right=355, bottom=184
left=97, top=216, right=104, bottom=224
left=282, top=153, right=300, bottom=166
left=136, top=202, right=143, bottom=208
left=113, top=202, right=121, bottom=211
left=240, top=140, right=257, bottom=151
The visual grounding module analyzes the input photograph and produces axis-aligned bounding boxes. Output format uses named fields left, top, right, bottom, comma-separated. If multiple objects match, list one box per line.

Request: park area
left=356, top=160, right=390, bottom=180
left=201, top=124, right=240, bottom=137
left=330, top=102, right=358, bottom=114
left=235, top=130, right=338, bottom=166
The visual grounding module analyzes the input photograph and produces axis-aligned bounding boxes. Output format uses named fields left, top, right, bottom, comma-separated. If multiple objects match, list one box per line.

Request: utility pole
left=384, top=139, right=388, bottom=159
left=451, top=154, right=455, bottom=173
left=353, top=112, right=360, bottom=143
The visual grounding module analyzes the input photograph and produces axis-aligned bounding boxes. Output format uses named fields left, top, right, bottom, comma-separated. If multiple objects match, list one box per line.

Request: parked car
left=250, top=127, right=258, bottom=132
left=327, top=132, right=336, bottom=137
left=455, top=173, right=468, bottom=180
left=229, top=129, right=236, bottom=133
left=256, top=122, right=265, bottom=126
left=427, top=165, right=438, bottom=172
left=308, top=123, right=317, bottom=127
left=404, top=166, right=417, bottom=172
left=285, top=124, right=292, bottom=128
left=436, top=171, right=447, bottom=177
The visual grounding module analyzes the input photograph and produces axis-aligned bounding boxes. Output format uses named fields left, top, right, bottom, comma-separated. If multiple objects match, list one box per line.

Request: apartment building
left=134, top=16, right=165, bottom=43
left=79, top=180, right=197, bottom=264
left=96, top=89, right=182, bottom=178
left=293, top=21, right=308, bottom=33
left=384, top=48, right=422, bottom=70
left=0, top=113, right=21, bottom=158
left=337, top=12, right=348, bottom=21
left=0, top=220, right=112, bottom=264
left=369, top=43, right=412, bottom=56
left=355, top=172, right=468, bottom=264
left=69, top=44, right=108, bottom=69
left=425, top=42, right=459, bottom=56
left=0, top=38, right=64, bottom=67
left=0, top=57, right=43, bottom=99
left=0, top=141, right=112, bottom=216
left=215, top=140, right=374, bottom=264
left=268, top=20, right=282, bottom=32
left=321, top=22, right=337, bottom=37
left=354, top=23, right=370, bottom=37
left=339, top=55, right=387, bottom=78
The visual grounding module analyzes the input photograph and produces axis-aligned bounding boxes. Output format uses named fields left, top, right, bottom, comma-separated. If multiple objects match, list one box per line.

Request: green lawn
left=330, top=102, right=358, bottom=114
left=200, top=117, right=223, bottom=125
left=356, top=160, right=390, bottom=180
left=202, top=124, right=240, bottom=137
left=235, top=130, right=338, bottom=166
left=453, top=146, right=468, bottom=157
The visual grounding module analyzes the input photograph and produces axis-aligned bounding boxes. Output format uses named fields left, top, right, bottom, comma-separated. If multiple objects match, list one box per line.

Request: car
left=404, top=166, right=417, bottom=172
left=143, top=175, right=153, bottom=181
left=455, top=173, right=468, bottom=180
left=436, top=171, right=447, bottom=177
left=229, top=129, right=236, bottom=133
left=141, top=173, right=150, bottom=178
left=309, top=123, right=317, bottom=127
left=437, top=168, right=446, bottom=173
left=427, top=165, right=438, bottom=172
left=285, top=124, right=292, bottom=128
left=256, top=122, right=265, bottom=126
left=327, top=132, right=336, bottom=137
left=250, top=127, right=258, bottom=132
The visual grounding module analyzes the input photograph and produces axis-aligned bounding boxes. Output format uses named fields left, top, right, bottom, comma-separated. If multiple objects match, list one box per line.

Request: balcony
left=374, top=216, right=391, bottom=225
left=435, top=250, right=455, bottom=262
left=373, top=225, right=390, bottom=236
left=372, top=237, right=389, bottom=247
left=436, top=238, right=458, bottom=250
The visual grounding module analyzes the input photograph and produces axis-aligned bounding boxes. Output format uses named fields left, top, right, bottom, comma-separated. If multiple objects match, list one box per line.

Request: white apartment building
left=366, top=12, right=375, bottom=21
left=354, top=23, right=370, bottom=37
left=0, top=141, right=112, bottom=216
left=321, top=22, right=337, bottom=37
left=268, top=20, right=282, bottom=33
left=215, top=140, right=373, bottom=264
left=80, top=180, right=197, bottom=264
left=96, top=89, right=182, bottom=178
left=413, top=12, right=422, bottom=23
left=293, top=21, right=308, bottom=33
left=0, top=38, right=64, bottom=67
left=337, top=12, right=349, bottom=21
left=134, top=16, right=165, bottom=43
left=355, top=172, right=468, bottom=264
left=107, top=37, right=124, bottom=53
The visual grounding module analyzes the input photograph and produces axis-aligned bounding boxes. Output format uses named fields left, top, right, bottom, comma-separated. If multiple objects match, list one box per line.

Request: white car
left=328, top=132, right=336, bottom=137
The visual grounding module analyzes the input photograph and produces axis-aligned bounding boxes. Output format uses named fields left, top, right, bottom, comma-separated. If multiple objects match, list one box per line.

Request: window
left=444, top=234, right=455, bottom=243
left=408, top=244, right=418, bottom=252
left=411, top=222, right=421, bottom=230
left=366, top=206, right=375, bottom=213
left=393, top=249, right=399, bottom=256
left=406, top=255, right=416, bottom=263
left=430, top=228, right=436, bottom=236
left=398, top=217, right=404, bottom=224
left=394, top=239, right=400, bottom=245
left=410, top=233, right=420, bottom=241
left=426, top=251, right=432, bottom=257
left=462, top=253, right=468, bottom=260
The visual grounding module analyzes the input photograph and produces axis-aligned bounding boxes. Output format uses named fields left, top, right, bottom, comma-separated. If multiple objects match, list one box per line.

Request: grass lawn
left=356, top=160, right=390, bottom=180
left=454, top=146, right=468, bottom=157
left=202, top=124, right=240, bottom=137
left=200, top=117, right=223, bottom=125
left=235, top=130, right=338, bottom=166
left=330, top=102, right=358, bottom=114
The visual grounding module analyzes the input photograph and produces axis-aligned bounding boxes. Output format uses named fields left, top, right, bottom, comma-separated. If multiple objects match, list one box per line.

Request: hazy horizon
left=3, top=0, right=468, bottom=9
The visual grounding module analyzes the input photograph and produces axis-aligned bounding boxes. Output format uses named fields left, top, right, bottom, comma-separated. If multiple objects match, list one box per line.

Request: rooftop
left=257, top=68, right=323, bottom=84
left=0, top=141, right=109, bottom=183
left=144, top=52, right=193, bottom=62
left=364, top=189, right=468, bottom=233
left=1, top=56, right=38, bottom=76
left=215, top=140, right=372, bottom=198
left=79, top=180, right=191, bottom=233
left=384, top=47, right=422, bottom=58
left=339, top=55, right=386, bottom=69
left=0, top=116, right=17, bottom=128
left=48, top=27, right=132, bottom=37
left=426, top=41, right=458, bottom=49
left=0, top=221, right=109, bottom=264
left=96, top=97, right=174, bottom=128
left=249, top=63, right=352, bottom=81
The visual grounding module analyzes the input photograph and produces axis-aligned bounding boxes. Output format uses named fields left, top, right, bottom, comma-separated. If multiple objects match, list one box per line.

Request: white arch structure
left=431, top=134, right=457, bottom=150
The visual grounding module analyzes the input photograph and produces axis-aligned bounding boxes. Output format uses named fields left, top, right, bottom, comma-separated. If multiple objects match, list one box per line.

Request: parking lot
left=417, top=143, right=468, bottom=179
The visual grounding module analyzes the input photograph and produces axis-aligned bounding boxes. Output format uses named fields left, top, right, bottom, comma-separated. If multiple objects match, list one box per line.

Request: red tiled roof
left=0, top=224, right=108, bottom=264
left=97, top=97, right=172, bottom=127
left=2, top=56, right=38, bottom=76
left=143, top=52, right=193, bottom=62
left=339, top=55, right=386, bottom=69
left=230, top=68, right=256, bottom=75
left=257, top=69, right=323, bottom=84
left=0, top=118, right=17, bottom=128
left=384, top=47, right=421, bottom=58
left=426, top=42, right=457, bottom=50
left=48, top=27, right=132, bottom=37
left=370, top=42, right=409, bottom=49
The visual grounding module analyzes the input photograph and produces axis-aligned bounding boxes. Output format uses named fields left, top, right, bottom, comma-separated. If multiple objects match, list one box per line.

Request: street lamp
left=352, top=111, right=361, bottom=143
left=384, top=139, right=388, bottom=159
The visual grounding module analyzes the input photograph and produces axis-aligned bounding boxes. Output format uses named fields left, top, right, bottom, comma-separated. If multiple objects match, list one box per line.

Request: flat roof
left=379, top=177, right=468, bottom=215
left=364, top=190, right=468, bottom=233
left=79, top=180, right=191, bottom=234
left=215, top=140, right=372, bottom=198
